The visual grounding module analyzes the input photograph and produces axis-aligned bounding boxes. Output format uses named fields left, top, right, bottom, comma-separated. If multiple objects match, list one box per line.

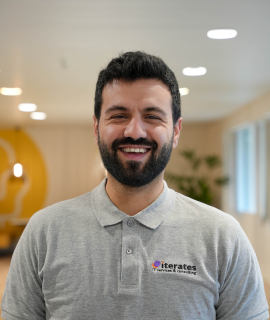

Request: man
left=1, top=52, right=269, bottom=319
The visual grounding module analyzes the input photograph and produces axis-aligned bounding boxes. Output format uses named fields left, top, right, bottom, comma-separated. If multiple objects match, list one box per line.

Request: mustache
left=111, top=137, right=158, bottom=153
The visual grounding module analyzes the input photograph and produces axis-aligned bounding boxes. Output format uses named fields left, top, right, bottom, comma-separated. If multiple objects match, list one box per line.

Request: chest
left=40, top=222, right=220, bottom=319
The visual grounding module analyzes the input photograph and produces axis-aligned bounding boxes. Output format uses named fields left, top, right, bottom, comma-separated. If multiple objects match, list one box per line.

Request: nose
left=124, top=117, right=147, bottom=140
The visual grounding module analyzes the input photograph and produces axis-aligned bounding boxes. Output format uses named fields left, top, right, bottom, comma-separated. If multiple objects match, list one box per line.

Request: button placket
left=120, top=218, right=138, bottom=287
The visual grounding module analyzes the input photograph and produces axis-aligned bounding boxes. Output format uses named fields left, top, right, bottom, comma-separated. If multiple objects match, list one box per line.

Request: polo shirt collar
left=91, top=178, right=176, bottom=230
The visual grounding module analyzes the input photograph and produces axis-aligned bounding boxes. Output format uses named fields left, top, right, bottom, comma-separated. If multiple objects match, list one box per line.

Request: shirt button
left=127, top=219, right=134, bottom=227
left=126, top=249, right=133, bottom=255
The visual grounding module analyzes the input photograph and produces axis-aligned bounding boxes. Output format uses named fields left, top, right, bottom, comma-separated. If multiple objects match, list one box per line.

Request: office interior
left=1, top=0, right=270, bottom=316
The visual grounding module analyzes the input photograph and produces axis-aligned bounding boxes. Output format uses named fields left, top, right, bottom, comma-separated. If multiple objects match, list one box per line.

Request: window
left=223, top=124, right=256, bottom=215
left=235, top=125, right=256, bottom=214
left=258, top=119, right=270, bottom=219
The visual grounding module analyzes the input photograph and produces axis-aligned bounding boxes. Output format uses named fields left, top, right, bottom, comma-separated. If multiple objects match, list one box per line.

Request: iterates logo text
left=152, top=260, right=197, bottom=275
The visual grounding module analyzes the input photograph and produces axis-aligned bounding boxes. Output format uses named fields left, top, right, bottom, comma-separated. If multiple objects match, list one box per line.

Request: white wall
left=166, top=90, right=270, bottom=284
left=25, top=125, right=105, bottom=208
left=219, top=91, right=270, bottom=284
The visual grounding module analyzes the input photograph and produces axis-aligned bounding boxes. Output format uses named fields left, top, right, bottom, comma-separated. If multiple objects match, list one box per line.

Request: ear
left=172, top=117, right=182, bottom=149
left=93, top=115, right=99, bottom=146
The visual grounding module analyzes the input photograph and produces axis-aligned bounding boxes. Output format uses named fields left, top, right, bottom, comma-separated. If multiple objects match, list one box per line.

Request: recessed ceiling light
left=182, top=67, right=207, bottom=76
left=18, top=103, right=37, bottom=112
left=179, top=88, right=189, bottom=95
left=0, top=87, right=22, bottom=96
left=207, top=29, right=237, bottom=39
left=30, top=112, right=47, bottom=120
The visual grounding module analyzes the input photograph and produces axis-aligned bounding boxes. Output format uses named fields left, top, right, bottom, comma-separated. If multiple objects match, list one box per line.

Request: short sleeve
left=1, top=218, right=45, bottom=320
left=216, top=225, right=269, bottom=320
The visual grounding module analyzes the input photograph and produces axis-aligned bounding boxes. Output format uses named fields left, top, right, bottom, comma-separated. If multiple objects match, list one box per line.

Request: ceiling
left=0, top=0, right=270, bottom=127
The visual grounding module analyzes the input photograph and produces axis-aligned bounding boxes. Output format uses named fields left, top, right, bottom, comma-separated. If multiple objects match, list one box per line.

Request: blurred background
left=1, top=0, right=270, bottom=314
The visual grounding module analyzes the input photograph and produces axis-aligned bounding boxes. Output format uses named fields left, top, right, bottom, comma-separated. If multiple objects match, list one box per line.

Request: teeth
left=121, top=148, right=148, bottom=153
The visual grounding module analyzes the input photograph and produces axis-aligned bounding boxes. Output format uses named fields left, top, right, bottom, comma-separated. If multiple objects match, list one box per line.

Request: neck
left=105, top=173, right=164, bottom=216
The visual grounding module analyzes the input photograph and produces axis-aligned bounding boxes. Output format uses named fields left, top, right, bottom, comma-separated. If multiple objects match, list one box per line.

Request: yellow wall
left=0, top=129, right=47, bottom=245
left=0, top=126, right=105, bottom=247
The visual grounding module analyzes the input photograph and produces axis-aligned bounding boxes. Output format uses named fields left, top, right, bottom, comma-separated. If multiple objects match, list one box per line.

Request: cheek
left=150, top=127, right=172, bottom=145
left=99, top=125, right=123, bottom=143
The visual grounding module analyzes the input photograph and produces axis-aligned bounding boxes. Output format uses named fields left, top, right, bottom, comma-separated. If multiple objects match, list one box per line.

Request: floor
left=0, top=257, right=11, bottom=320
left=0, top=256, right=270, bottom=320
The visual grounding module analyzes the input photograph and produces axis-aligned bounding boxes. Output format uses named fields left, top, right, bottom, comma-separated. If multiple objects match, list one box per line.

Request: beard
left=98, top=133, right=173, bottom=187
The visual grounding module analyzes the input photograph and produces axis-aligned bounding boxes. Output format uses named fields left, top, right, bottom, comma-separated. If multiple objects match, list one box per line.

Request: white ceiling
left=0, top=0, right=270, bottom=126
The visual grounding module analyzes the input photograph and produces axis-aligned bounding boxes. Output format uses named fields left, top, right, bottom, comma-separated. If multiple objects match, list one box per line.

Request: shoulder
left=172, top=189, right=239, bottom=225
left=169, top=189, right=241, bottom=240
left=29, top=191, right=93, bottom=230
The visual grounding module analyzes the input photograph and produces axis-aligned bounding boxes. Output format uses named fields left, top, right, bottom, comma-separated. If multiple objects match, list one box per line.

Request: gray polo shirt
left=1, top=179, right=269, bottom=320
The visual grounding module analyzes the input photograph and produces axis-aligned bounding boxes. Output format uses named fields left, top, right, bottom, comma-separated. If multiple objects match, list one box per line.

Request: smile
left=121, top=148, right=148, bottom=154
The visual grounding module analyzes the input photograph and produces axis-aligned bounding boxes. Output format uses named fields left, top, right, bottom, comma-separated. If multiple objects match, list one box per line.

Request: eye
left=146, top=115, right=160, bottom=120
left=111, top=114, right=125, bottom=119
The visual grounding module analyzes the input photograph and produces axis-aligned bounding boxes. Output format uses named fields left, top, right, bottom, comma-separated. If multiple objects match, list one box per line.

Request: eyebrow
left=105, top=105, right=127, bottom=114
left=144, top=107, right=167, bottom=118
left=105, top=105, right=168, bottom=118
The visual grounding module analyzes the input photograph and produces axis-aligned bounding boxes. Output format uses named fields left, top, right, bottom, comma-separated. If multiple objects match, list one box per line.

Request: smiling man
left=95, top=77, right=181, bottom=216
left=1, top=52, right=269, bottom=320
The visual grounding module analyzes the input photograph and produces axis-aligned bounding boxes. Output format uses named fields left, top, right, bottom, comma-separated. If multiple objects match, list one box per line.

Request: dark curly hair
left=94, top=51, right=181, bottom=125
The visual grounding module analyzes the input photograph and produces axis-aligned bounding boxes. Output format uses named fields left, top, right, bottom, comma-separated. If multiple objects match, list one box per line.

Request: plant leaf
left=215, top=176, right=229, bottom=185
left=204, top=155, right=221, bottom=168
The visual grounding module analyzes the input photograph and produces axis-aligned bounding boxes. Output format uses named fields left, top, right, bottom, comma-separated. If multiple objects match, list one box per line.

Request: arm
left=216, top=226, right=269, bottom=320
left=1, top=219, right=45, bottom=320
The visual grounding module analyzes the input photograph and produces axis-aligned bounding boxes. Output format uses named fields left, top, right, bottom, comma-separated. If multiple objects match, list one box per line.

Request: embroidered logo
left=152, top=260, right=197, bottom=275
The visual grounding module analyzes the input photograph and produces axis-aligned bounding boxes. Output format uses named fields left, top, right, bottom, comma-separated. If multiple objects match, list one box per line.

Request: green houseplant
left=165, top=149, right=229, bottom=206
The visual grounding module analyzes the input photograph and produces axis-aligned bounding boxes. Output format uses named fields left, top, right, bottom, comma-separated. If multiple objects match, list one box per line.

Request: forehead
left=101, top=79, right=172, bottom=113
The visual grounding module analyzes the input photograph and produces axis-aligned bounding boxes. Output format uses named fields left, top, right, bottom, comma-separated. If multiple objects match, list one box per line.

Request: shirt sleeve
left=216, top=225, right=269, bottom=320
left=1, top=218, right=46, bottom=320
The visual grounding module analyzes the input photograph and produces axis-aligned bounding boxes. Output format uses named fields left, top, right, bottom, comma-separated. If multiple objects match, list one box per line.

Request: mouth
left=118, top=146, right=151, bottom=160
left=121, top=147, right=149, bottom=154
